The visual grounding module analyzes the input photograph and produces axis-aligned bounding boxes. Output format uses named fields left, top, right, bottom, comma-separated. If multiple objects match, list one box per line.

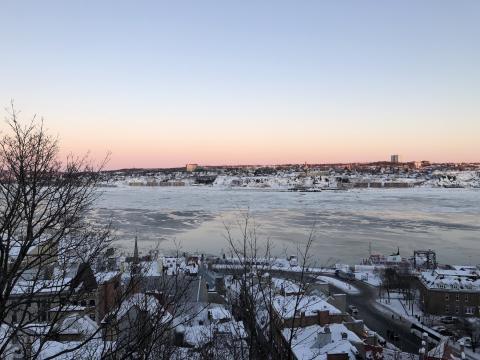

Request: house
left=94, top=271, right=123, bottom=323
left=418, top=268, right=480, bottom=316
left=282, top=323, right=362, bottom=360
left=101, top=292, right=172, bottom=347
left=173, top=304, right=247, bottom=356
left=47, top=314, right=98, bottom=342
left=272, top=278, right=303, bottom=296
left=272, top=294, right=344, bottom=328
left=31, top=338, right=111, bottom=360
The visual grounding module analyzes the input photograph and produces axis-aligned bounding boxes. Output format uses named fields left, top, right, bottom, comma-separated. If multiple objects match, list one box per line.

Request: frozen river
left=91, top=186, right=480, bottom=265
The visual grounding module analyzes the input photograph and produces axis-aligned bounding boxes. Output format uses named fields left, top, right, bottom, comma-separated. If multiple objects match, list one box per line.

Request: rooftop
left=420, top=268, right=480, bottom=291
left=282, top=323, right=361, bottom=360
left=273, top=295, right=342, bottom=319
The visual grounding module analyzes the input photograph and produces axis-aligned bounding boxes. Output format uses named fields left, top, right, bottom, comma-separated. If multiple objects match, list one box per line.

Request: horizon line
left=104, top=160, right=480, bottom=172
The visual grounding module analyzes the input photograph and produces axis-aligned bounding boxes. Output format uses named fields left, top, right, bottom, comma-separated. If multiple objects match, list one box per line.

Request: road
left=325, top=275, right=421, bottom=353
left=212, top=267, right=422, bottom=353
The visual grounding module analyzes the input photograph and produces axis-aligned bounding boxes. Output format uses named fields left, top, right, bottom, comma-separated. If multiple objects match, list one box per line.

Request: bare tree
left=379, top=267, right=399, bottom=302
left=220, top=213, right=323, bottom=360
left=465, top=318, right=480, bottom=353
left=0, top=105, right=201, bottom=359
left=0, top=103, right=118, bottom=358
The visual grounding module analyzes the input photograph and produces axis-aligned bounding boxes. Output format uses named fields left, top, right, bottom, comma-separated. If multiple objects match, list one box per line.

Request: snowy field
left=91, top=186, right=480, bottom=264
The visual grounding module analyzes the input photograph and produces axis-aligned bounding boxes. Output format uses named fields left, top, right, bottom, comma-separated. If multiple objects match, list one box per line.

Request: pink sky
left=52, top=112, right=478, bottom=170
left=2, top=1, right=479, bottom=169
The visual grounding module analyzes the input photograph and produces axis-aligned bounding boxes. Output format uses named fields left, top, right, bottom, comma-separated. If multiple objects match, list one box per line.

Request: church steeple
left=132, top=234, right=140, bottom=276
left=133, top=235, right=139, bottom=264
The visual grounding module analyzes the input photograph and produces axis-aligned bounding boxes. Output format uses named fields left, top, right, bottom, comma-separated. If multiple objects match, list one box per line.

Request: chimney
left=174, top=327, right=185, bottom=346
left=300, top=311, right=306, bottom=327
left=316, top=326, right=332, bottom=348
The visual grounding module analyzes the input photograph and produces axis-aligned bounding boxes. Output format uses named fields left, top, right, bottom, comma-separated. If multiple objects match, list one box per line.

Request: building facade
left=418, top=268, right=480, bottom=317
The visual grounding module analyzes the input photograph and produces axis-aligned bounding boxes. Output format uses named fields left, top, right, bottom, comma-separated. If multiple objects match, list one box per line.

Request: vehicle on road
left=432, top=326, right=455, bottom=337
left=440, top=329, right=454, bottom=336
left=335, top=269, right=355, bottom=281
left=410, top=323, right=443, bottom=345
left=440, top=316, right=457, bottom=324
left=348, top=305, right=359, bottom=315
left=457, top=337, right=472, bottom=348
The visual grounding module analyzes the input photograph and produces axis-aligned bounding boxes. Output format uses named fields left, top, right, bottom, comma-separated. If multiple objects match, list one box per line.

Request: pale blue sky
left=1, top=1, right=479, bottom=168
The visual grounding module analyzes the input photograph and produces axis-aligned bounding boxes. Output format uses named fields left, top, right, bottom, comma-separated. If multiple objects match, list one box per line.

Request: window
left=456, top=294, right=460, bottom=301
left=465, top=294, right=469, bottom=302
left=465, top=307, right=475, bottom=315
left=89, top=299, right=95, bottom=306
left=445, top=294, right=450, bottom=301
left=445, top=305, right=450, bottom=313
left=455, top=306, right=460, bottom=314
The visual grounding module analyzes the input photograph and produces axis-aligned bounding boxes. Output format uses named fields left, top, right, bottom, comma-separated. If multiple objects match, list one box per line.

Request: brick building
left=418, top=267, right=480, bottom=317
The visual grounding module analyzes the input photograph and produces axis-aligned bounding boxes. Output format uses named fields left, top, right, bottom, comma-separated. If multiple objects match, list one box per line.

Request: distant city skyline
left=1, top=1, right=479, bottom=169
left=110, top=158, right=477, bottom=171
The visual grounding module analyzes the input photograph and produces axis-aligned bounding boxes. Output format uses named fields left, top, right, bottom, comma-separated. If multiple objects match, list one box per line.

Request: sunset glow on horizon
left=1, top=1, right=479, bottom=169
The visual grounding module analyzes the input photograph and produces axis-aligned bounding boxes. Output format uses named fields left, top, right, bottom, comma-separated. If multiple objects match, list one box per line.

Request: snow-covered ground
left=317, top=276, right=360, bottom=294
left=112, top=170, right=480, bottom=190
left=375, top=294, right=423, bottom=321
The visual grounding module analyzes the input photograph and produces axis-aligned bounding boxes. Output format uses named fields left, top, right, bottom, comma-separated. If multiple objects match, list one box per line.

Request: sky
left=0, top=1, right=479, bottom=169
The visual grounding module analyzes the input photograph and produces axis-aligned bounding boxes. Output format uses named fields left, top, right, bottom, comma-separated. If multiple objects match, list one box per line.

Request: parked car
left=440, top=316, right=457, bottom=324
left=432, top=326, right=447, bottom=333
left=439, top=329, right=454, bottom=337
left=457, top=337, right=472, bottom=348
left=348, top=305, right=359, bottom=315
left=335, top=269, right=355, bottom=281
left=431, top=326, right=453, bottom=336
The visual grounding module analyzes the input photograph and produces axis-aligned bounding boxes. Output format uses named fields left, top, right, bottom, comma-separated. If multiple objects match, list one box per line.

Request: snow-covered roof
left=451, top=265, right=478, bottom=271
left=32, top=338, right=112, bottom=360
left=48, top=305, right=86, bottom=312
left=182, top=320, right=247, bottom=347
left=420, top=268, right=480, bottom=291
left=273, top=294, right=341, bottom=319
left=282, top=323, right=361, bottom=360
left=106, top=293, right=172, bottom=324
left=10, top=276, right=73, bottom=296
left=208, top=307, right=232, bottom=322
left=54, top=315, right=98, bottom=336
left=0, top=324, right=16, bottom=350
left=95, top=271, right=119, bottom=284
left=272, top=278, right=301, bottom=294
